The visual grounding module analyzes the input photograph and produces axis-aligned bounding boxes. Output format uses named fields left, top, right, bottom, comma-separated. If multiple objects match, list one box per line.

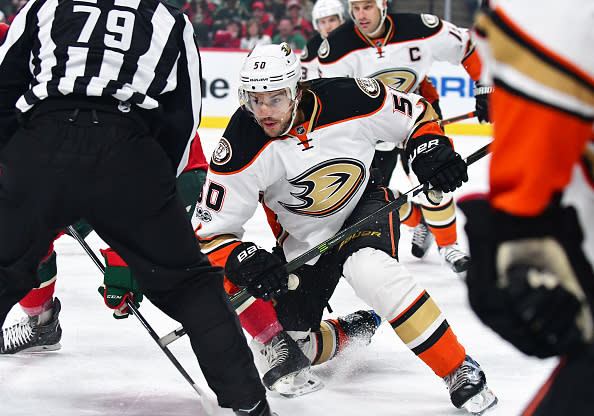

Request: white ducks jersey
left=318, top=13, right=481, bottom=92
left=193, top=77, right=441, bottom=263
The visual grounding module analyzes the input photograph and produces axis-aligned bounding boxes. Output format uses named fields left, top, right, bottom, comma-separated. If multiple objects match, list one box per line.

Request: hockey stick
left=65, top=226, right=217, bottom=413
left=228, top=143, right=490, bottom=308
left=439, top=111, right=477, bottom=127
left=160, top=142, right=492, bottom=344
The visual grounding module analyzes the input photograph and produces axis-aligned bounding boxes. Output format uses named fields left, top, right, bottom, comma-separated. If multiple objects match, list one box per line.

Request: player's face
left=317, top=15, right=341, bottom=38
left=247, top=89, right=296, bottom=137
left=351, top=0, right=382, bottom=36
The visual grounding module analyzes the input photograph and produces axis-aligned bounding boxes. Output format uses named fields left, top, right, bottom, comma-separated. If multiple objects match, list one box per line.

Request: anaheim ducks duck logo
left=279, top=158, right=366, bottom=217
left=369, top=68, right=418, bottom=92
left=281, top=43, right=292, bottom=56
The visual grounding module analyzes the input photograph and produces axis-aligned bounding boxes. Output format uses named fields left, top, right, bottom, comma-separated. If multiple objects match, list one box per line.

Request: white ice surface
left=0, top=131, right=557, bottom=416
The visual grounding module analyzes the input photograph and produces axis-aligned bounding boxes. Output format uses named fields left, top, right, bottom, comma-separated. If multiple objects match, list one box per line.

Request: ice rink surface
left=0, top=129, right=557, bottom=416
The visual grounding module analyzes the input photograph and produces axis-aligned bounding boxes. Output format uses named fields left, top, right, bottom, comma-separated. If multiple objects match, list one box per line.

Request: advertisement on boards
left=199, top=49, right=490, bottom=136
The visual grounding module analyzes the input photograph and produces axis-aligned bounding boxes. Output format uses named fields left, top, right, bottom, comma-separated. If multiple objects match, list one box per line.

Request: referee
left=0, top=1, right=272, bottom=415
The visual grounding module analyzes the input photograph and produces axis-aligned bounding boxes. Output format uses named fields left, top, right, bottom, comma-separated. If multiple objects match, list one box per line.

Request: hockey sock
left=309, top=320, right=344, bottom=365
left=19, top=249, right=57, bottom=323
left=237, top=298, right=283, bottom=344
left=389, top=290, right=465, bottom=378
left=421, top=199, right=458, bottom=247
left=399, top=201, right=422, bottom=228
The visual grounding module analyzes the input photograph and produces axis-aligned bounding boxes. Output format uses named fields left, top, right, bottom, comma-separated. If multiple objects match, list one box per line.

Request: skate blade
left=23, top=342, right=62, bottom=353
left=462, top=385, right=498, bottom=415
left=271, top=369, right=324, bottom=398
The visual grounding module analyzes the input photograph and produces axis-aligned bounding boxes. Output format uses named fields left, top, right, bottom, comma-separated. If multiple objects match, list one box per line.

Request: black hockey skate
left=0, top=297, right=62, bottom=354
left=234, top=399, right=277, bottom=416
left=411, top=216, right=434, bottom=258
left=443, top=355, right=498, bottom=415
left=328, top=310, right=381, bottom=345
left=439, top=243, right=470, bottom=275
left=261, top=331, right=322, bottom=398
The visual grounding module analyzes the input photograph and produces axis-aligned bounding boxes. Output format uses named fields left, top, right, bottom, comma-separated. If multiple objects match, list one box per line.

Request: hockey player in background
left=459, top=1, right=594, bottom=415
left=318, top=0, right=491, bottom=275
left=300, top=0, right=345, bottom=81
left=193, top=42, right=498, bottom=414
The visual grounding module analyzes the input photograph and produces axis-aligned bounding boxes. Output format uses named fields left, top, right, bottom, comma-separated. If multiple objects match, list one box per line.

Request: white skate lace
left=411, top=221, right=429, bottom=247
left=263, top=338, right=289, bottom=368
left=444, top=360, right=481, bottom=392
left=441, top=245, right=467, bottom=264
left=1, top=317, right=36, bottom=352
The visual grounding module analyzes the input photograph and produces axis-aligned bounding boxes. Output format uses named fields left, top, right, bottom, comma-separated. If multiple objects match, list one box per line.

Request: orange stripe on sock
left=417, top=327, right=466, bottom=378
left=428, top=221, right=457, bottom=247
left=401, top=203, right=422, bottom=227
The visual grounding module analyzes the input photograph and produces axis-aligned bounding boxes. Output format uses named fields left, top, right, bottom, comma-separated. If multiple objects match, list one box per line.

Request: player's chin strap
left=66, top=226, right=219, bottom=415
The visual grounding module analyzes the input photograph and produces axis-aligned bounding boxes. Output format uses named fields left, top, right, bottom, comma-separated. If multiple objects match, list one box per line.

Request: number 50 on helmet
left=238, top=42, right=302, bottom=114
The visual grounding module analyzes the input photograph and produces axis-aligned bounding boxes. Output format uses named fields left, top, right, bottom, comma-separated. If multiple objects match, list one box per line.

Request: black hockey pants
left=0, top=100, right=264, bottom=408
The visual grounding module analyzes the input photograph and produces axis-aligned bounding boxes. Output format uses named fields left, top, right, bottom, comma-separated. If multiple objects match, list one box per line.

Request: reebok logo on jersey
left=212, top=138, right=232, bottom=165
left=279, top=158, right=365, bottom=217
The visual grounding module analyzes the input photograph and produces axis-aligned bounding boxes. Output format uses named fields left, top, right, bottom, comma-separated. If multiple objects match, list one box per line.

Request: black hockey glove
left=225, top=242, right=289, bottom=301
left=473, top=82, right=493, bottom=123
left=175, top=168, right=206, bottom=219
left=458, top=196, right=594, bottom=358
left=408, top=135, right=468, bottom=193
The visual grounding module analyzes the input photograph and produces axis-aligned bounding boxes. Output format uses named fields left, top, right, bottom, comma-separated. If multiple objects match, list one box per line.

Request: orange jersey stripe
left=205, top=241, right=242, bottom=295
left=489, top=87, right=592, bottom=216
left=461, top=47, right=482, bottom=82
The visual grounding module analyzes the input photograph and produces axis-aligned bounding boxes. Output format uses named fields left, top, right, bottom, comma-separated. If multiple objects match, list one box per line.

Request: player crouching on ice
left=192, top=42, right=498, bottom=415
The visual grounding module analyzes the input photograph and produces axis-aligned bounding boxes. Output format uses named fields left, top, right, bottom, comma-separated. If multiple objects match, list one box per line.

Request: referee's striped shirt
left=0, top=0, right=202, bottom=175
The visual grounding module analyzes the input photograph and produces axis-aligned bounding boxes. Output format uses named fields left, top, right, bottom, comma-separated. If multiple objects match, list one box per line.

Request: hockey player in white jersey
left=300, top=0, right=345, bottom=81
left=460, top=1, right=594, bottom=415
left=193, top=42, right=498, bottom=414
left=318, top=0, right=489, bottom=275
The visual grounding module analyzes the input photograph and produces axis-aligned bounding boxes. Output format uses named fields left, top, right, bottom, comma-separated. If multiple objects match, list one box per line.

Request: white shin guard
left=342, top=247, right=424, bottom=321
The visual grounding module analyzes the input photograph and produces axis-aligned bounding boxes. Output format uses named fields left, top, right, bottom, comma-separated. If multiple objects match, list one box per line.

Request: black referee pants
left=0, top=105, right=264, bottom=408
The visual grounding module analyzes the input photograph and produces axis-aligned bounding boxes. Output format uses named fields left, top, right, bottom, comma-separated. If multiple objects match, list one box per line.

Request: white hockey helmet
left=239, top=42, right=301, bottom=104
left=239, top=42, right=302, bottom=135
left=348, top=0, right=387, bottom=37
left=312, top=0, right=345, bottom=32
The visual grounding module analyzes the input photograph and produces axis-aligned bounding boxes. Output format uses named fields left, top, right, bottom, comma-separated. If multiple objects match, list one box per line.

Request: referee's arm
left=156, top=15, right=204, bottom=177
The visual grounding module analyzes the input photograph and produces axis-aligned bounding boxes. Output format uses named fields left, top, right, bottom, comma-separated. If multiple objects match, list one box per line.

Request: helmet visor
left=242, top=88, right=294, bottom=115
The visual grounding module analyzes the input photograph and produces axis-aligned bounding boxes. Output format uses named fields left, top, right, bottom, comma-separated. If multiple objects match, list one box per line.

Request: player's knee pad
left=342, top=247, right=424, bottom=320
